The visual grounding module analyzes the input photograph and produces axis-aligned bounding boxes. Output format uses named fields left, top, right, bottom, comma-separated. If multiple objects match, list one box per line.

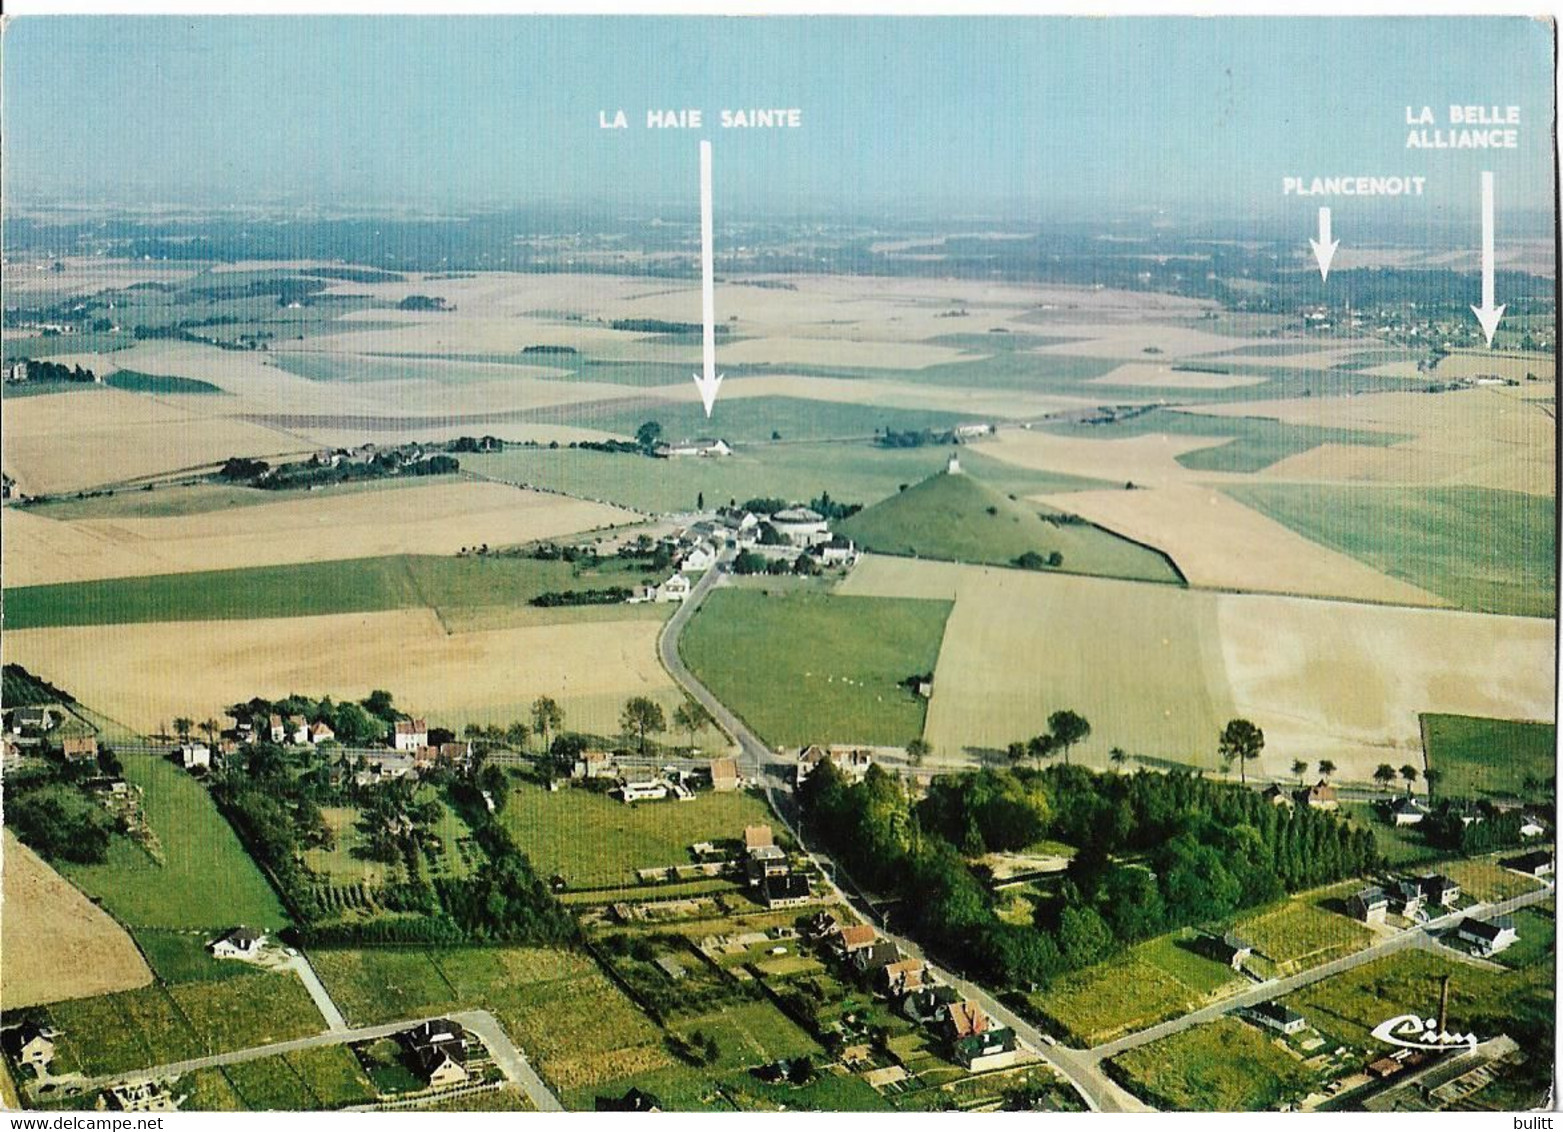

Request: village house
left=1249, top=1001, right=1307, bottom=1035
left=1260, top=783, right=1294, bottom=808
left=209, top=926, right=265, bottom=960
left=2, top=1021, right=56, bottom=1071
left=943, top=1001, right=1018, bottom=1071
left=60, top=735, right=99, bottom=763
left=1518, top=815, right=1548, bottom=839
left=619, top=780, right=669, bottom=804
left=392, top=718, right=429, bottom=751
left=1421, top=874, right=1462, bottom=908
left=10, top=706, right=54, bottom=734
left=835, top=924, right=879, bottom=956
left=1502, top=849, right=1554, bottom=878
left=1389, top=796, right=1429, bottom=826
left=852, top=940, right=902, bottom=977
left=709, top=757, right=740, bottom=792
left=572, top=750, right=616, bottom=780
left=286, top=715, right=309, bottom=745
left=804, top=910, right=841, bottom=941
left=656, top=573, right=691, bottom=602
left=679, top=541, right=718, bottom=572
left=878, top=958, right=926, bottom=996
left=901, top=984, right=961, bottom=1024
left=795, top=744, right=874, bottom=786
left=1455, top=915, right=1518, bottom=957
left=1296, top=780, right=1339, bottom=810
left=180, top=742, right=212, bottom=770
left=307, top=720, right=336, bottom=745
left=815, top=535, right=858, bottom=566
left=402, top=1018, right=469, bottom=1089
left=762, top=872, right=812, bottom=909
left=105, top=1081, right=177, bottom=1112
left=714, top=506, right=760, bottom=543
left=656, top=437, right=732, bottom=458
left=268, top=713, right=286, bottom=743
left=1390, top=878, right=1425, bottom=918
left=1346, top=884, right=1389, bottom=924
left=954, top=422, right=996, bottom=439
left=1198, top=931, right=1253, bottom=971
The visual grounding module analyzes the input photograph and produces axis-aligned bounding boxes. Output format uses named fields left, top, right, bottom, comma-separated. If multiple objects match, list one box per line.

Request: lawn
left=1231, top=891, right=1374, bottom=974
left=45, top=970, right=323, bottom=1078
left=1223, top=485, right=1555, bottom=617
left=836, top=466, right=1181, bottom=583
left=222, top=1055, right=318, bottom=1110
left=669, top=1001, right=820, bottom=1072
left=179, top=1068, right=246, bottom=1111
left=1340, top=802, right=1441, bottom=868
left=306, top=948, right=457, bottom=1027
left=1439, top=856, right=1547, bottom=903
left=1420, top=713, right=1557, bottom=802
left=135, top=930, right=256, bottom=984
left=680, top=585, right=952, bottom=747
left=2, top=553, right=662, bottom=630
left=1136, top=932, right=1247, bottom=996
left=1108, top=1017, right=1320, bottom=1111
left=59, top=753, right=287, bottom=931
left=214, top=1047, right=378, bottom=1109
left=499, top=779, right=778, bottom=888
left=1498, top=905, right=1555, bottom=971
left=461, top=441, right=1110, bottom=517
left=1028, top=952, right=1206, bottom=1047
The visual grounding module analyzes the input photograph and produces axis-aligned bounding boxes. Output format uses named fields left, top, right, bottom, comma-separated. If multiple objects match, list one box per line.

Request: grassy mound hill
left=837, top=464, right=1183, bottom=584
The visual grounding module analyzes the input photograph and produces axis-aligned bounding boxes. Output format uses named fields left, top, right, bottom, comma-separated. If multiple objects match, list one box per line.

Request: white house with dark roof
left=1455, top=915, right=1518, bottom=957
left=209, top=926, right=265, bottom=960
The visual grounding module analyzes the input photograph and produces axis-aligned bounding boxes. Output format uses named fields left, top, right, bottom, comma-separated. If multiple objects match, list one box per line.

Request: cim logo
left=1370, top=1013, right=1480, bottom=1052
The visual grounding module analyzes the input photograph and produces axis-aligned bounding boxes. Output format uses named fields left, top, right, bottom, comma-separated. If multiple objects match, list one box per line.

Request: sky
left=3, top=16, right=1556, bottom=224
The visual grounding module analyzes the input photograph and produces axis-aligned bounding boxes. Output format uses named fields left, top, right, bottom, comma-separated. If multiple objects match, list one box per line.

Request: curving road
left=657, top=558, right=1145, bottom=1112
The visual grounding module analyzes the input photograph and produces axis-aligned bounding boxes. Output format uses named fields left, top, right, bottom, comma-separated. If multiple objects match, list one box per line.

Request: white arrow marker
left=693, top=139, right=723, bottom=418
left=1309, top=207, right=1339, bottom=282
left=1470, top=170, right=1505, bottom=347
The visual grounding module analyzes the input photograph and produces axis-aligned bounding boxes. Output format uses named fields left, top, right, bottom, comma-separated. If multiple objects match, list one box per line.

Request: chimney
left=1437, top=974, right=1451, bottom=1036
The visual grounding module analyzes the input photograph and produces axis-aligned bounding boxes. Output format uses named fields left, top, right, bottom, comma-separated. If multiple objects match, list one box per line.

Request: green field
left=1044, top=407, right=1407, bottom=473
left=1499, top=904, right=1555, bottom=971
left=1108, top=1017, right=1320, bottom=1111
left=60, top=753, right=287, bottom=931
left=461, top=441, right=1110, bottom=517
left=1223, top=485, right=1555, bottom=616
left=1281, top=949, right=1553, bottom=1059
left=499, top=780, right=778, bottom=888
left=22, top=476, right=457, bottom=522
left=201, top=1046, right=377, bottom=1110
left=104, top=369, right=223, bottom=395
left=45, top=971, right=323, bottom=1077
left=1027, top=931, right=1243, bottom=1046
left=836, top=467, right=1181, bottom=583
left=1420, top=713, right=1557, bottom=801
left=3, top=553, right=666, bottom=630
left=1340, top=803, right=1442, bottom=868
left=1231, top=889, right=1374, bottom=974
left=305, top=789, right=477, bottom=898
left=1439, top=856, right=1547, bottom=903
left=680, top=585, right=952, bottom=746
left=135, top=930, right=257, bottom=984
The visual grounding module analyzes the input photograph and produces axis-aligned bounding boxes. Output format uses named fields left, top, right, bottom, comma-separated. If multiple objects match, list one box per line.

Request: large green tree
left=1218, top=718, right=1264, bottom=786
left=620, top=696, right=667, bottom=755
left=1047, top=710, right=1091, bottom=766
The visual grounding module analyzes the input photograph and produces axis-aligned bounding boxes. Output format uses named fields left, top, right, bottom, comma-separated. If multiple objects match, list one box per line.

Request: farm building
left=180, top=742, right=211, bottom=770
left=795, top=744, right=875, bottom=786
left=1420, top=874, right=1462, bottom=907
left=1249, top=1001, right=1307, bottom=1035
left=402, top=1018, right=469, bottom=1088
left=1260, top=784, right=1294, bottom=808
left=2, top=1022, right=55, bottom=1069
left=679, top=541, right=718, bottom=571
left=1502, top=849, right=1554, bottom=877
left=1389, top=796, right=1429, bottom=826
left=1454, top=915, right=1518, bottom=957
left=9, top=706, right=54, bottom=734
left=285, top=715, right=309, bottom=744
left=744, top=824, right=775, bottom=851
left=619, top=780, right=668, bottom=803
left=391, top=718, right=429, bottom=751
left=1198, top=931, right=1253, bottom=970
left=709, top=757, right=740, bottom=792
left=209, top=927, right=265, bottom=960
left=836, top=924, right=878, bottom=954
left=1295, top=781, right=1339, bottom=810
left=762, top=872, right=813, bottom=909
left=60, top=735, right=98, bottom=762
left=572, top=750, right=616, bottom=780
left=1346, top=885, right=1389, bottom=923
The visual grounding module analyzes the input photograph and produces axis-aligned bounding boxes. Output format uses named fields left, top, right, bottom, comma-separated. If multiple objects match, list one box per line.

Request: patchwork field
left=5, top=608, right=682, bottom=738
left=1230, top=890, right=1375, bottom=974
left=498, top=780, right=778, bottom=888
left=679, top=583, right=952, bottom=747
left=839, top=557, right=1232, bottom=765
left=0, top=831, right=154, bottom=1010
left=1419, top=713, right=1557, bottom=801
left=3, top=480, right=633, bottom=587
left=1034, top=484, right=1444, bottom=605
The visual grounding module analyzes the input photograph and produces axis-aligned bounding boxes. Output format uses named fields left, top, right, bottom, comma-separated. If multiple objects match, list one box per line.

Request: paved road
left=655, top=556, right=1143, bottom=1113
left=282, top=954, right=349, bottom=1033
left=1085, top=884, right=1556, bottom=1063
left=68, top=1009, right=561, bottom=1112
